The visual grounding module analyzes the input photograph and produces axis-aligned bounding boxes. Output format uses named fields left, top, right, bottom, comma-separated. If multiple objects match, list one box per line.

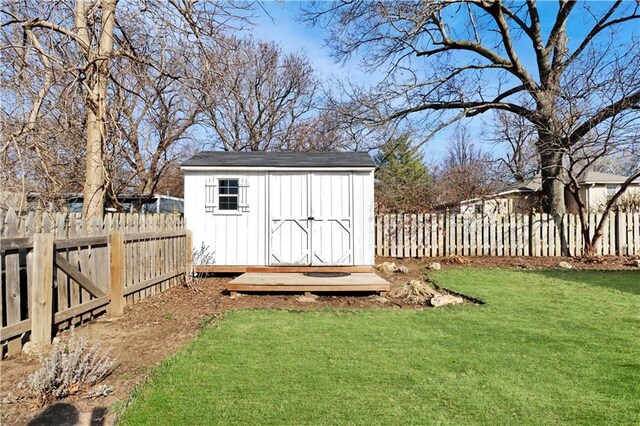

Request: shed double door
left=269, top=172, right=353, bottom=266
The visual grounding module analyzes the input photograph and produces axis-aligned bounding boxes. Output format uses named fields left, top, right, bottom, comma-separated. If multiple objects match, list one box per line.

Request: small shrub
left=18, top=331, right=115, bottom=404
left=390, top=280, right=438, bottom=304
left=185, top=242, right=216, bottom=292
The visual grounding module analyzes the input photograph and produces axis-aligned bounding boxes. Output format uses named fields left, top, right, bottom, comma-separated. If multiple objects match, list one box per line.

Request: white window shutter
left=205, top=179, right=217, bottom=212
left=239, top=179, right=250, bottom=212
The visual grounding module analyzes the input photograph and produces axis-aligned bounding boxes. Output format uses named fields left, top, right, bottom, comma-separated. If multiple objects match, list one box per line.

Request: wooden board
left=228, top=272, right=390, bottom=293
left=196, top=265, right=374, bottom=273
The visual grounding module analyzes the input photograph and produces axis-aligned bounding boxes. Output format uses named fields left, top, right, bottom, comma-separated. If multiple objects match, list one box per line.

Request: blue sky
left=247, top=1, right=639, bottom=164
left=250, top=1, right=473, bottom=162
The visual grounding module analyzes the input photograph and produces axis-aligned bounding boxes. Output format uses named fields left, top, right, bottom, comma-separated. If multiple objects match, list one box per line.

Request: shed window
left=219, top=179, right=239, bottom=210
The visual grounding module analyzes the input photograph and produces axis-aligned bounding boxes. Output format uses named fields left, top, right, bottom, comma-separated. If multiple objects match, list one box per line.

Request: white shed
left=181, top=152, right=376, bottom=267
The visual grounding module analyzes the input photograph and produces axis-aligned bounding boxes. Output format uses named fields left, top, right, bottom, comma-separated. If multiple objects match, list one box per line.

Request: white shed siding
left=185, top=171, right=268, bottom=266
left=352, top=170, right=375, bottom=265
left=184, top=168, right=375, bottom=266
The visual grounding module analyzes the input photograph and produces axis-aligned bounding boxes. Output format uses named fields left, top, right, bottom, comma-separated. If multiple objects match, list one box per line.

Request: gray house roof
left=182, top=151, right=375, bottom=168
left=495, top=176, right=542, bottom=195
left=577, top=171, right=637, bottom=185
left=494, top=171, right=637, bottom=194
left=460, top=171, right=639, bottom=205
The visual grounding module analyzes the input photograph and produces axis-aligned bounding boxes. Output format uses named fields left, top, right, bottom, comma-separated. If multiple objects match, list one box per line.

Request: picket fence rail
left=0, top=209, right=191, bottom=358
left=375, top=212, right=640, bottom=258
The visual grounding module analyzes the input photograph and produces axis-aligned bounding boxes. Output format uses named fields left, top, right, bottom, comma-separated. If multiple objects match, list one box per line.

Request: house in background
left=62, top=193, right=184, bottom=214
left=564, top=171, right=640, bottom=213
left=460, top=177, right=542, bottom=215
left=459, top=171, right=640, bottom=215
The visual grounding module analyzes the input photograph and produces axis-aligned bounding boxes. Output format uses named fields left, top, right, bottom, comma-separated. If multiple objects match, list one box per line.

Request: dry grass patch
left=389, top=279, right=438, bottom=304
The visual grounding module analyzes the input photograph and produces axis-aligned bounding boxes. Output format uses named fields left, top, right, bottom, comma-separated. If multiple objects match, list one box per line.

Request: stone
left=396, top=265, right=409, bottom=274
left=427, top=262, right=441, bottom=270
left=296, top=293, right=319, bottom=303
left=370, top=295, right=389, bottom=303
left=628, top=259, right=640, bottom=268
left=2, top=393, right=17, bottom=404
left=375, top=262, right=397, bottom=274
left=557, top=261, right=573, bottom=269
left=430, top=294, right=464, bottom=307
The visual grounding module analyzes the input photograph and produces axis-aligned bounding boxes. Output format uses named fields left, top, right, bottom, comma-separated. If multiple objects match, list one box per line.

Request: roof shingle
left=181, top=151, right=375, bottom=168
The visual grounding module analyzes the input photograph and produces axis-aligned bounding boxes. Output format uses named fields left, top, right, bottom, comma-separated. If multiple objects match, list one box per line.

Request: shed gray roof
left=182, top=151, right=375, bottom=168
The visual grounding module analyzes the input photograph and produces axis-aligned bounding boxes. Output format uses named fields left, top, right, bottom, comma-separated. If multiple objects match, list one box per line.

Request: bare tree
left=199, top=37, right=319, bottom=151
left=109, top=58, right=199, bottom=201
left=303, top=1, right=640, bottom=215
left=489, top=111, right=538, bottom=183
left=3, top=0, right=118, bottom=218
left=435, top=126, right=497, bottom=206
left=564, top=117, right=640, bottom=255
left=1, top=33, right=86, bottom=210
left=282, top=107, right=367, bottom=152
left=2, top=0, right=252, bottom=219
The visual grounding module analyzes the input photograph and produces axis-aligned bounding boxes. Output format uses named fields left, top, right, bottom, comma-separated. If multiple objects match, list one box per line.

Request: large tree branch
left=483, top=2, right=538, bottom=90
left=1, top=14, right=92, bottom=54
left=389, top=100, right=533, bottom=121
left=545, top=0, right=577, bottom=52
left=563, top=90, right=640, bottom=147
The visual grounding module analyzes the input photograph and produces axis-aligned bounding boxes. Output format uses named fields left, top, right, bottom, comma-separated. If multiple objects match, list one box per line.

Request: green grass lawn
left=119, top=269, right=640, bottom=425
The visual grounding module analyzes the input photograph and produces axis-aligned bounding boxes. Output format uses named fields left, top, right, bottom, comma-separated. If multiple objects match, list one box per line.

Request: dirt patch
left=2, top=255, right=635, bottom=425
left=377, top=255, right=640, bottom=272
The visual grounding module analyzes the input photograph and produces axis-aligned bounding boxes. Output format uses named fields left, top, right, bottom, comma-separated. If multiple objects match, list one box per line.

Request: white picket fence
left=375, top=212, right=640, bottom=257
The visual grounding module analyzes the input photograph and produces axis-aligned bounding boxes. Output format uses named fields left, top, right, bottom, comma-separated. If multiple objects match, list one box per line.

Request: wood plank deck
left=196, top=265, right=374, bottom=273
left=227, top=272, right=389, bottom=294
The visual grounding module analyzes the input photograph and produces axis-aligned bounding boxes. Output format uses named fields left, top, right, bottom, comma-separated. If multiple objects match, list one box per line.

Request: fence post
left=443, top=211, right=449, bottom=257
left=31, top=232, right=54, bottom=350
left=108, top=232, right=125, bottom=317
left=615, top=208, right=622, bottom=256
left=185, top=230, right=193, bottom=274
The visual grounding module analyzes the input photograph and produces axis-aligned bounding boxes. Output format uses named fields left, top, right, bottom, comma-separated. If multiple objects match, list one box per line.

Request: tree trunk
left=82, top=108, right=105, bottom=219
left=81, top=0, right=116, bottom=220
left=537, top=135, right=566, bottom=215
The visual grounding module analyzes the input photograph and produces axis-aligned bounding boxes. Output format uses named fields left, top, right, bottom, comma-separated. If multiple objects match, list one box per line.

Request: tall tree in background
left=374, top=134, right=434, bottom=212
left=490, top=111, right=539, bottom=184
left=199, top=37, right=319, bottom=152
left=304, top=1, right=640, bottom=215
left=2, top=0, right=252, bottom=219
left=3, top=0, right=117, bottom=218
left=109, top=57, right=199, bottom=200
left=489, top=94, right=640, bottom=254
left=436, top=127, right=497, bottom=206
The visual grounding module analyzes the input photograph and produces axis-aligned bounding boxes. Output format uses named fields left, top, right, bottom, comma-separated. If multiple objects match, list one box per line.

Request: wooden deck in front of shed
left=227, top=272, right=390, bottom=295
left=196, top=265, right=374, bottom=273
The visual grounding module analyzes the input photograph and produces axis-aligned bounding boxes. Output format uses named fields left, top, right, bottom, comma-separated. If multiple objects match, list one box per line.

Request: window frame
left=605, top=184, right=621, bottom=201
left=217, top=178, right=240, bottom=213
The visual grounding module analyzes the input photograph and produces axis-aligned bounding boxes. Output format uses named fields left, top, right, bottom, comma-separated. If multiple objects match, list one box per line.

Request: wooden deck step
left=227, top=272, right=390, bottom=294
left=196, top=265, right=374, bottom=274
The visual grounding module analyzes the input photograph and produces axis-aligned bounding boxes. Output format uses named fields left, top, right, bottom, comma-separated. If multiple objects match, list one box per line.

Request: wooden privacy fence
left=0, top=209, right=192, bottom=358
left=375, top=212, right=640, bottom=258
